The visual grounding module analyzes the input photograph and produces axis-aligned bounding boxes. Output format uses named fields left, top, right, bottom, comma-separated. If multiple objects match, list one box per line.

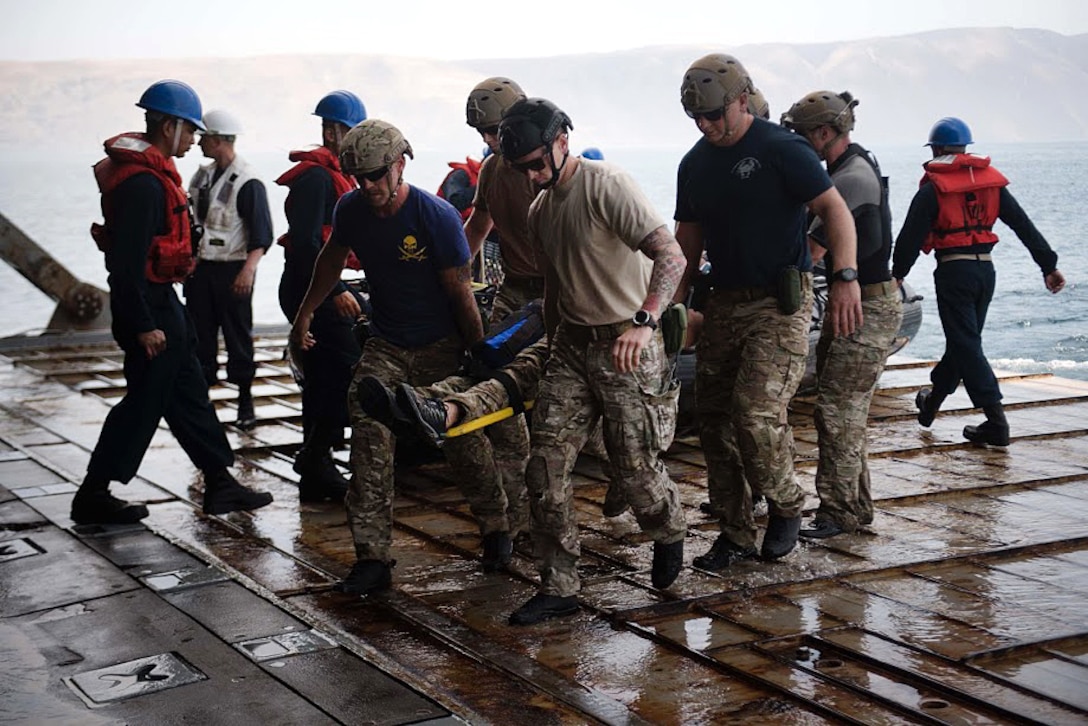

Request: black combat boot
left=692, top=534, right=758, bottom=570
left=915, top=387, right=946, bottom=428
left=236, top=383, right=256, bottom=431
left=601, top=483, right=629, bottom=517
left=508, top=593, right=579, bottom=626
left=70, top=476, right=149, bottom=525
left=761, top=514, right=802, bottom=560
left=481, top=531, right=513, bottom=572
left=202, top=469, right=273, bottom=515
left=333, top=559, right=393, bottom=596
left=963, top=403, right=1010, bottom=446
left=651, top=539, right=685, bottom=589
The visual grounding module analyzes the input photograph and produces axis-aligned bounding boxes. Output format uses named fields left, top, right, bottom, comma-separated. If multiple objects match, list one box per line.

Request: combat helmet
left=498, top=98, right=573, bottom=160
left=781, top=91, right=858, bottom=134
left=466, top=77, right=526, bottom=130
left=339, top=119, right=414, bottom=175
left=748, top=88, right=770, bottom=120
left=680, top=54, right=752, bottom=117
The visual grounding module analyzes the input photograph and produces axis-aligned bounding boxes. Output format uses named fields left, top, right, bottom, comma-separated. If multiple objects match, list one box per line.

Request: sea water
left=1, top=141, right=1085, bottom=380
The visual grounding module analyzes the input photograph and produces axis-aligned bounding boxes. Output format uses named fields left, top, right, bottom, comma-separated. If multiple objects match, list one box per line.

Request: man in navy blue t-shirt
left=672, top=53, right=862, bottom=567
left=289, top=119, right=507, bottom=596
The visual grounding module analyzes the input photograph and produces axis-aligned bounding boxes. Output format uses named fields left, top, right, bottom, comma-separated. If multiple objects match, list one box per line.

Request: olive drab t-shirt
left=527, top=159, right=660, bottom=327
left=473, top=154, right=543, bottom=279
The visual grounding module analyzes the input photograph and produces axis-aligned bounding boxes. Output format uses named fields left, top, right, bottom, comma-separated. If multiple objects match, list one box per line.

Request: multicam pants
left=346, top=335, right=509, bottom=563
left=696, top=279, right=814, bottom=550
left=528, top=325, right=686, bottom=597
left=813, top=286, right=902, bottom=532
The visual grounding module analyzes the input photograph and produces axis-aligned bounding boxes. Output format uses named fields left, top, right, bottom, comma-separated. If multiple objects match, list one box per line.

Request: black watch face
left=634, top=310, right=653, bottom=327
left=836, top=268, right=858, bottom=282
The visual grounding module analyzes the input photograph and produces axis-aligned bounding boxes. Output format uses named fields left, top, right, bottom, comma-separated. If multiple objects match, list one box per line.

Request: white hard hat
left=201, top=109, right=244, bottom=136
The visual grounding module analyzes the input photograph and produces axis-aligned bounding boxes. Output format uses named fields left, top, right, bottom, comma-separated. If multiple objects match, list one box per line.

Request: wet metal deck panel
left=3, top=331, right=1088, bottom=723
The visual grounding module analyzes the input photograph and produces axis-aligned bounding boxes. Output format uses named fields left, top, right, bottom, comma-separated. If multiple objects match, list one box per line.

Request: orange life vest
left=91, top=132, right=195, bottom=284
left=275, top=146, right=360, bottom=270
left=920, top=153, right=1008, bottom=254
left=436, top=157, right=483, bottom=222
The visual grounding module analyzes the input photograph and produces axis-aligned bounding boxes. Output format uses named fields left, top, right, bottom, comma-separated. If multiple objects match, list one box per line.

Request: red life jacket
left=920, top=153, right=1008, bottom=254
left=275, top=146, right=361, bottom=270
left=436, top=157, right=483, bottom=222
left=91, top=132, right=195, bottom=284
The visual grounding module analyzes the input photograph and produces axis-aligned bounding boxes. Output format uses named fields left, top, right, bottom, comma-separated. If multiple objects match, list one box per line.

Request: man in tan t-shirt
left=498, top=97, right=689, bottom=626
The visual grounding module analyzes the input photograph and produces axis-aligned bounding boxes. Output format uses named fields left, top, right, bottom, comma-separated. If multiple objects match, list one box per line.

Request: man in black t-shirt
left=672, top=54, right=862, bottom=567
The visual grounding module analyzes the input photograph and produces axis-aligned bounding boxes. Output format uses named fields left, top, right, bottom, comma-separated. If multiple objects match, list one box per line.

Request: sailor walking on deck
left=893, top=117, right=1066, bottom=446
left=72, top=80, right=273, bottom=525
left=186, top=109, right=273, bottom=430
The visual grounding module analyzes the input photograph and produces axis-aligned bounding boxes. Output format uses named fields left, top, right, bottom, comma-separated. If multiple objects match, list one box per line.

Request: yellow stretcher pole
left=445, top=400, right=535, bottom=439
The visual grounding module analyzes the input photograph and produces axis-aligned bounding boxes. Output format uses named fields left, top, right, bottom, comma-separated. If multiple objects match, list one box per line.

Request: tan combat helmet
left=339, top=119, right=414, bottom=174
left=780, top=91, right=859, bottom=134
left=466, top=77, right=526, bottom=130
left=748, top=87, right=770, bottom=120
left=680, top=53, right=752, bottom=117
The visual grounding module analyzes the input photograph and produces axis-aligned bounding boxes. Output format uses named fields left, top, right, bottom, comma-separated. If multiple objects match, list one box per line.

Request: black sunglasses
left=478, top=125, right=500, bottom=137
left=687, top=108, right=725, bottom=122
left=508, top=155, right=549, bottom=173
left=357, top=165, right=390, bottom=183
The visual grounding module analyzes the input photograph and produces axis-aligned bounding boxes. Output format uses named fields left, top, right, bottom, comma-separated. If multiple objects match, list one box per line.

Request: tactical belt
left=708, top=286, right=776, bottom=304
left=563, top=320, right=636, bottom=345
left=860, top=280, right=898, bottom=300
left=938, top=253, right=993, bottom=264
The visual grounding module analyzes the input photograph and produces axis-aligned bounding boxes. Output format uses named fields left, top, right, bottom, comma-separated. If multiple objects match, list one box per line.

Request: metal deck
left=2, top=331, right=1088, bottom=724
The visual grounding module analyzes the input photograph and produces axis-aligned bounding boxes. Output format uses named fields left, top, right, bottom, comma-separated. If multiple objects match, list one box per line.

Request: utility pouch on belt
left=777, top=266, right=802, bottom=315
left=660, top=303, right=688, bottom=356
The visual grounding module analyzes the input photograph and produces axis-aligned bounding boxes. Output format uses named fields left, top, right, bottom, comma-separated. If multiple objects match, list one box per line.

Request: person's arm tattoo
left=638, top=225, right=686, bottom=317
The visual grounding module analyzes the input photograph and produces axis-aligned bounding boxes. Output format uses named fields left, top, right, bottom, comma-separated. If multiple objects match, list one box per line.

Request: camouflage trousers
left=814, top=286, right=902, bottom=532
left=696, top=279, right=814, bottom=550
left=528, top=326, right=686, bottom=597
left=346, top=335, right=509, bottom=563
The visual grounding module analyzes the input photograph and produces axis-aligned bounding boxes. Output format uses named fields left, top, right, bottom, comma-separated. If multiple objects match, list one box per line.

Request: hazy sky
left=4, top=0, right=1088, bottom=61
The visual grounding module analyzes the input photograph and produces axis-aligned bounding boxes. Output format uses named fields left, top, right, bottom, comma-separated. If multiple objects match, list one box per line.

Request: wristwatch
left=632, top=309, right=657, bottom=330
left=831, top=267, right=858, bottom=283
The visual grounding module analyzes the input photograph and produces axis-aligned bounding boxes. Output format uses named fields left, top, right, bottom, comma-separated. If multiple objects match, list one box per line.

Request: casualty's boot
left=202, top=469, right=273, bottom=515
left=480, top=531, right=513, bottom=572
left=334, top=559, right=393, bottom=596
left=396, top=384, right=449, bottom=448
left=761, top=514, right=802, bottom=560
left=964, top=403, right=1010, bottom=446
left=915, top=387, right=946, bottom=428
left=70, top=478, right=149, bottom=525
left=236, top=384, right=256, bottom=431
left=355, top=375, right=414, bottom=438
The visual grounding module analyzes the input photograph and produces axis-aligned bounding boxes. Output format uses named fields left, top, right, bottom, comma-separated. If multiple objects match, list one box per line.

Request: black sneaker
left=333, top=559, right=392, bottom=596
left=799, top=519, right=844, bottom=539
left=692, top=535, right=757, bottom=571
left=236, top=388, right=256, bottom=431
left=356, top=376, right=414, bottom=438
left=761, top=514, right=802, bottom=560
left=508, top=593, right=579, bottom=626
left=651, top=539, right=684, bottom=589
left=963, top=420, right=1010, bottom=447
left=395, top=384, right=448, bottom=447
left=71, top=489, right=149, bottom=525
left=203, top=470, right=273, bottom=515
left=481, top=531, right=513, bottom=572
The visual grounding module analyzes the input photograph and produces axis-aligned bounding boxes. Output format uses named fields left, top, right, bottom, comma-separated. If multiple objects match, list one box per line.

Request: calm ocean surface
left=1, top=140, right=1085, bottom=380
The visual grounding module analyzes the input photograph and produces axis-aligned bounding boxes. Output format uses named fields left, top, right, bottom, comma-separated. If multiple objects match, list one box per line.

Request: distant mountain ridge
left=3, top=27, right=1087, bottom=153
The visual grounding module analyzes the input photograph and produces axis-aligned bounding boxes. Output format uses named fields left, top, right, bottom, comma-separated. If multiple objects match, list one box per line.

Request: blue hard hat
left=136, top=80, right=205, bottom=130
left=580, top=147, right=604, bottom=160
left=314, top=90, right=367, bottom=127
left=926, top=117, right=973, bottom=147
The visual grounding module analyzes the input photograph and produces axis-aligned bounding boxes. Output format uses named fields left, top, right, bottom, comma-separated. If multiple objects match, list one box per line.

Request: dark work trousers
left=184, top=259, right=255, bottom=386
left=931, top=258, right=1001, bottom=407
left=279, top=275, right=361, bottom=453
left=86, top=286, right=234, bottom=484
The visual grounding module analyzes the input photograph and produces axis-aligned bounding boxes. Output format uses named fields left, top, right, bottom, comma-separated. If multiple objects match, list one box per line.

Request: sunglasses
left=508, top=154, right=549, bottom=173
left=687, top=108, right=725, bottom=122
left=357, top=165, right=390, bottom=183
left=478, top=125, right=500, bottom=137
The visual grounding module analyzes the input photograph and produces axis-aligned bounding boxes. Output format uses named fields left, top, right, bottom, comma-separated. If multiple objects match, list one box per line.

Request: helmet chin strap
left=170, top=119, right=184, bottom=157
left=540, top=147, right=569, bottom=189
